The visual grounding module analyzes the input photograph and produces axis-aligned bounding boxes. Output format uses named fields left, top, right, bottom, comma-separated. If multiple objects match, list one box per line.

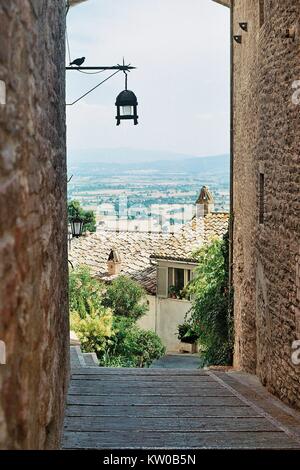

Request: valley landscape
left=67, top=151, right=230, bottom=232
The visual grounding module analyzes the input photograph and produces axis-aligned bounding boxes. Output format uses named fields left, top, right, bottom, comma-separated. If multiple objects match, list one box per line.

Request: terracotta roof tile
left=69, top=212, right=229, bottom=295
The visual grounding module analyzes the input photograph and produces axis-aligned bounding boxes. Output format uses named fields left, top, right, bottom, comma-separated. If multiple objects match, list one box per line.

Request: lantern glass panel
left=74, top=222, right=81, bottom=235
left=121, top=105, right=133, bottom=116
left=71, top=220, right=83, bottom=237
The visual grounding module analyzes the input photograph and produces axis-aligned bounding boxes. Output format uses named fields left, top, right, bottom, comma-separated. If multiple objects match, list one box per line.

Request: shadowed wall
left=0, top=0, right=69, bottom=448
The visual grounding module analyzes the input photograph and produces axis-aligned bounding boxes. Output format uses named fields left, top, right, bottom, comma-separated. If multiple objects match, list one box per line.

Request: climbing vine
left=188, top=231, right=234, bottom=366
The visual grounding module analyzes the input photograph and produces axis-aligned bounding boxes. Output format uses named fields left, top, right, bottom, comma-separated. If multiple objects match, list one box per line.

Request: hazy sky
left=66, top=0, right=230, bottom=160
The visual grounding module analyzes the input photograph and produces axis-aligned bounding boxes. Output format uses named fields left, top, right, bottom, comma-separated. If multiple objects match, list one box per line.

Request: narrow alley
left=63, top=350, right=300, bottom=449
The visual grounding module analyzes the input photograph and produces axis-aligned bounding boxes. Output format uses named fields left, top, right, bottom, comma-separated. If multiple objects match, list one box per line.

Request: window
left=157, top=264, right=195, bottom=299
left=259, top=0, right=265, bottom=27
left=174, top=268, right=185, bottom=291
left=167, top=267, right=193, bottom=299
left=259, top=173, right=265, bottom=224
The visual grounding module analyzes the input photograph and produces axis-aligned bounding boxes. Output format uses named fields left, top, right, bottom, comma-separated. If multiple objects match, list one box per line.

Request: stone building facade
left=0, top=0, right=69, bottom=449
left=215, top=0, right=300, bottom=408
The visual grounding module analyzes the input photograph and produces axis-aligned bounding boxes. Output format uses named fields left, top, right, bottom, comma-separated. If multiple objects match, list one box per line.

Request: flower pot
left=179, top=342, right=198, bottom=354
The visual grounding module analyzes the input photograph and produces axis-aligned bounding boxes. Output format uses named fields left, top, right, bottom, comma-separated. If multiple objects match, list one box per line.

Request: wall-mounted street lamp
left=66, top=60, right=139, bottom=125
left=115, top=72, right=138, bottom=126
left=70, top=213, right=84, bottom=238
left=66, top=3, right=138, bottom=123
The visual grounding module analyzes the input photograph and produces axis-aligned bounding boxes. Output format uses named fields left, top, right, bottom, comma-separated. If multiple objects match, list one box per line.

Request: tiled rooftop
left=69, top=212, right=229, bottom=294
left=204, top=212, right=230, bottom=242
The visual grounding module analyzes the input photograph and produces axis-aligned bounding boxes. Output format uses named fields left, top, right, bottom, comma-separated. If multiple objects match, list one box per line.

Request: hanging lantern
left=115, top=71, right=138, bottom=126
left=70, top=215, right=84, bottom=238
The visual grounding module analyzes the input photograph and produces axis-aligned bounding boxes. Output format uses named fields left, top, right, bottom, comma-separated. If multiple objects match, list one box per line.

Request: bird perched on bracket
left=70, top=57, right=85, bottom=66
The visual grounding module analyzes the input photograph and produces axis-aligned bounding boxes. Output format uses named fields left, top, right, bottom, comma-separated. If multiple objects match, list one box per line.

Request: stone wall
left=0, top=0, right=69, bottom=448
left=232, top=0, right=300, bottom=408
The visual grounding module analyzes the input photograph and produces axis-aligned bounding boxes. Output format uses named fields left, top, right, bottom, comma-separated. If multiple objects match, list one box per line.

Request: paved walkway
left=63, top=366, right=300, bottom=449
left=150, top=354, right=201, bottom=369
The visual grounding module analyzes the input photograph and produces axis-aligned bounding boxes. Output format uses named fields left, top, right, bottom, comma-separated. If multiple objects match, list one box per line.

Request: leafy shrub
left=177, top=323, right=199, bottom=344
left=101, top=317, right=165, bottom=368
left=100, top=354, right=137, bottom=368
left=69, top=268, right=165, bottom=367
left=122, top=327, right=166, bottom=368
left=106, top=316, right=135, bottom=356
left=188, top=232, right=233, bottom=366
left=70, top=309, right=113, bottom=355
left=69, top=266, right=113, bottom=354
left=69, top=266, right=105, bottom=319
left=169, top=285, right=190, bottom=300
left=102, top=275, right=148, bottom=320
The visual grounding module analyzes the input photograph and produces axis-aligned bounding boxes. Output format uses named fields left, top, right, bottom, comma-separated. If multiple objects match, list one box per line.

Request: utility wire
left=66, top=15, right=103, bottom=74
left=66, top=0, right=71, bottom=73
left=66, top=69, right=121, bottom=106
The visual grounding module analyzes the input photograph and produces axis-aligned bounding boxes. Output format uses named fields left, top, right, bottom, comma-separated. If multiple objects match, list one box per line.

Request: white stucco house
left=69, top=187, right=229, bottom=351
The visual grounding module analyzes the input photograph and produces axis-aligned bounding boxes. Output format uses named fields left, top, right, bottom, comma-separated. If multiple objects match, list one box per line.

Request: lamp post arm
left=66, top=65, right=136, bottom=71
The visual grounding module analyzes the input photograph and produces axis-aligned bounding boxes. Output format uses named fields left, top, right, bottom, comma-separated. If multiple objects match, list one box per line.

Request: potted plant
left=168, top=285, right=178, bottom=299
left=177, top=322, right=200, bottom=353
left=178, top=286, right=190, bottom=300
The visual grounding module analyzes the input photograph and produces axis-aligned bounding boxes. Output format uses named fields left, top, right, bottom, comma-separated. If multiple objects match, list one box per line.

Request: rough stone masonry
left=0, top=0, right=69, bottom=449
left=231, top=0, right=300, bottom=408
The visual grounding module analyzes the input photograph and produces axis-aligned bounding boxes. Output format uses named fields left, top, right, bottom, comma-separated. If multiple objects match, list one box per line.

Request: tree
left=102, top=275, right=148, bottom=320
left=69, top=266, right=114, bottom=354
left=69, top=268, right=164, bottom=368
left=69, top=266, right=104, bottom=319
left=68, top=199, right=96, bottom=233
left=188, top=232, right=233, bottom=366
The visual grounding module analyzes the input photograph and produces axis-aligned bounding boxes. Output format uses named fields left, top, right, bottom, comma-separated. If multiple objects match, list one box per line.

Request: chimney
left=195, top=186, right=214, bottom=218
left=107, top=248, right=122, bottom=276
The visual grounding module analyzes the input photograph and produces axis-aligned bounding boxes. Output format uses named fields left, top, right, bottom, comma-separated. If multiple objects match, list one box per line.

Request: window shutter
left=157, top=266, right=168, bottom=298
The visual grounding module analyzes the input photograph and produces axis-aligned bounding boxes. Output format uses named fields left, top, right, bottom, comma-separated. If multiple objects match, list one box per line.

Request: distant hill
left=68, top=147, right=228, bottom=164
left=68, top=148, right=229, bottom=176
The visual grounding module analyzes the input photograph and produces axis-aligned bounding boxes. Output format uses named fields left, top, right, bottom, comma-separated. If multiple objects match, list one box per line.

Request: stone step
left=70, top=346, right=86, bottom=368
left=83, top=352, right=99, bottom=367
left=70, top=346, right=100, bottom=369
